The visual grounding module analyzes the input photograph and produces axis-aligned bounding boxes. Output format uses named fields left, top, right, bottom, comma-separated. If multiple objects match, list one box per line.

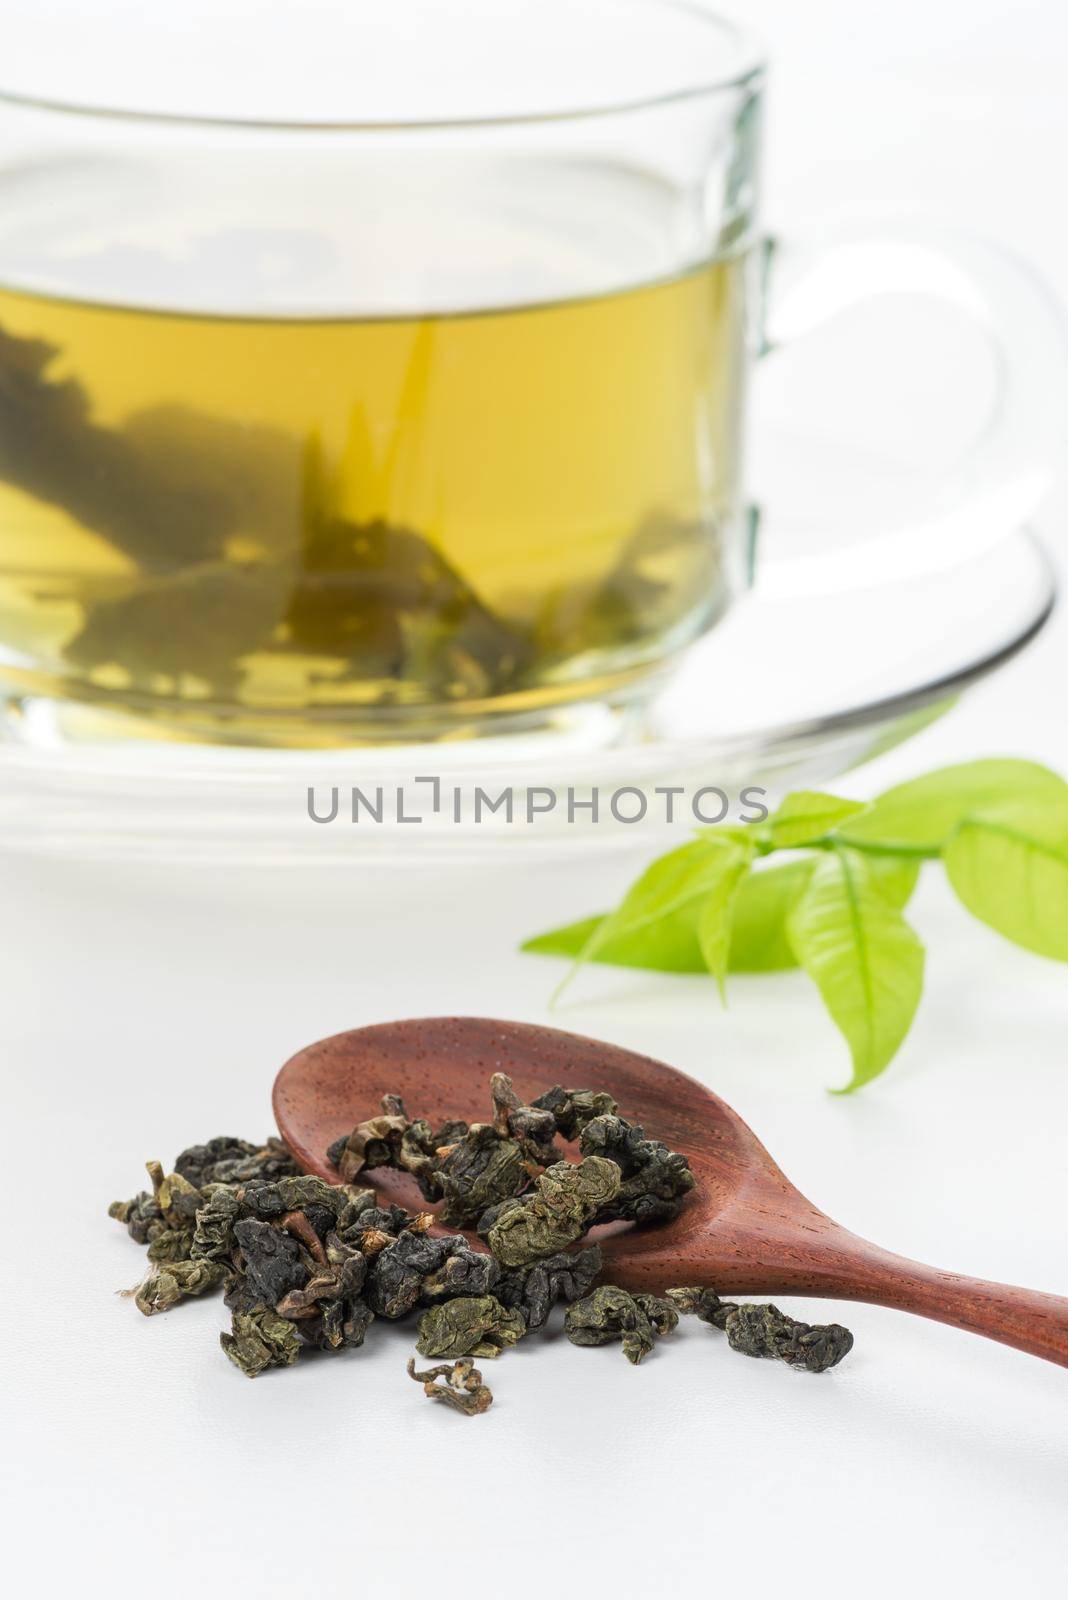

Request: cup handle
left=751, top=227, right=1068, bottom=600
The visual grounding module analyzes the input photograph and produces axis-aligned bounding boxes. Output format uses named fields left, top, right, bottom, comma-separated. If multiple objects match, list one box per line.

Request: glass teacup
left=0, top=0, right=1060, bottom=749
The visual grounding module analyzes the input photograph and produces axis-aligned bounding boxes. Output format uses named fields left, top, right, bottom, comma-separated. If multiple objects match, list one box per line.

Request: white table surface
left=4, top=2, right=1068, bottom=1596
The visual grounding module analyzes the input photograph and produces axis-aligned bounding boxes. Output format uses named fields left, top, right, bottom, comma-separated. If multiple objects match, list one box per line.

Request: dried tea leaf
left=174, top=1136, right=299, bottom=1189
left=722, top=1302, right=853, bottom=1372
left=332, top=1193, right=408, bottom=1244
left=239, top=1174, right=351, bottom=1220
left=146, top=1227, right=196, bottom=1264
left=221, top=1305, right=303, bottom=1378
left=232, top=1218, right=308, bottom=1306
left=484, top=1157, right=621, bottom=1268
left=419, top=1239, right=500, bottom=1303
left=667, top=1287, right=854, bottom=1372
left=145, top=1162, right=203, bottom=1228
left=564, top=1285, right=678, bottom=1364
left=488, top=1073, right=559, bottom=1162
left=664, top=1285, right=731, bottom=1327
left=495, top=1244, right=603, bottom=1331
left=108, top=1191, right=167, bottom=1246
left=416, top=1296, right=526, bottom=1359
left=406, top=1357, right=493, bottom=1416
left=327, top=1099, right=491, bottom=1206
left=578, top=1114, right=694, bottom=1225
left=328, top=1108, right=411, bottom=1183
left=190, top=1186, right=241, bottom=1262
left=133, top=1258, right=227, bottom=1316
left=367, top=1231, right=500, bottom=1320
left=530, top=1085, right=619, bottom=1140
left=435, top=1125, right=529, bottom=1227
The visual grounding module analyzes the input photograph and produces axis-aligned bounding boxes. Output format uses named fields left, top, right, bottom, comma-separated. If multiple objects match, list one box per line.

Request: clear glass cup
left=0, top=0, right=1061, bottom=751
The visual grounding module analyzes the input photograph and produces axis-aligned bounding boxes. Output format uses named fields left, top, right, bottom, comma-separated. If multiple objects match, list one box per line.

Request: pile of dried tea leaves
left=110, top=1077, right=852, bottom=1406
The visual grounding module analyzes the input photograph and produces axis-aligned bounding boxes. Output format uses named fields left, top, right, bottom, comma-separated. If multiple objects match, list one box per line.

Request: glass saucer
left=0, top=527, right=1053, bottom=863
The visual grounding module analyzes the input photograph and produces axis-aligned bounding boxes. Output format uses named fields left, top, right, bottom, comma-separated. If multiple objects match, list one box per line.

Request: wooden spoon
left=273, top=1016, right=1068, bottom=1367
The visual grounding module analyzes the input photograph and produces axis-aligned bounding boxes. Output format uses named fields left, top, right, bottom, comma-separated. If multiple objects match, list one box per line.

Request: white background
left=3, top=3, right=1068, bottom=1597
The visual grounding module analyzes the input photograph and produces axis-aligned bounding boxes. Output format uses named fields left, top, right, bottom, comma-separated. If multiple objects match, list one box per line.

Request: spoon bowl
left=274, top=1016, right=1068, bottom=1366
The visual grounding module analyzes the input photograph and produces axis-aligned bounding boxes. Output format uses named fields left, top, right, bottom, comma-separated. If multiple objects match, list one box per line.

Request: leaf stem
left=809, top=836, right=941, bottom=862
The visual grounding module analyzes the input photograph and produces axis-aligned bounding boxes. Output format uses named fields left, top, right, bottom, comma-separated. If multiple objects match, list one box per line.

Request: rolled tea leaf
left=721, top=1303, right=854, bottom=1372
left=134, top=1258, right=226, bottom=1316
left=415, top=1296, right=526, bottom=1359
left=485, top=1157, right=620, bottom=1267
left=494, top=1245, right=603, bottom=1331
left=433, top=1125, right=529, bottom=1227
left=578, top=1115, right=694, bottom=1225
left=564, top=1286, right=678, bottom=1364
left=367, top=1231, right=500, bottom=1319
left=667, top=1287, right=853, bottom=1372
left=221, top=1306, right=303, bottom=1378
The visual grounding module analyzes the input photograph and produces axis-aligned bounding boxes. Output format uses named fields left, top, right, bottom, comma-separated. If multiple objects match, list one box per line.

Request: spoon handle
left=832, top=1241, right=1068, bottom=1367
left=699, top=1222, right=1068, bottom=1367
left=607, top=1218, right=1068, bottom=1366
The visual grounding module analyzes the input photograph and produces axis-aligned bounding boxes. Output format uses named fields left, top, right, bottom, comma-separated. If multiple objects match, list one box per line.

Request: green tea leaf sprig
left=523, top=759, right=1068, bottom=1091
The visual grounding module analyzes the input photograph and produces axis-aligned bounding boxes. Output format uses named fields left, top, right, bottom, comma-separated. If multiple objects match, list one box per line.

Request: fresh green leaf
left=944, top=797, right=1068, bottom=960
left=727, top=850, right=920, bottom=974
left=521, top=754, right=1068, bottom=1094
left=558, top=834, right=755, bottom=995
left=864, top=854, right=922, bottom=911
left=521, top=908, right=708, bottom=974
left=522, top=851, right=921, bottom=978
left=758, top=790, right=872, bottom=850
left=522, top=862, right=794, bottom=976
left=519, top=858, right=787, bottom=975
left=706, top=823, right=759, bottom=847
left=786, top=847, right=926, bottom=1091
left=695, top=846, right=754, bottom=995
left=727, top=859, right=813, bottom=971
left=840, top=759, right=1068, bottom=854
